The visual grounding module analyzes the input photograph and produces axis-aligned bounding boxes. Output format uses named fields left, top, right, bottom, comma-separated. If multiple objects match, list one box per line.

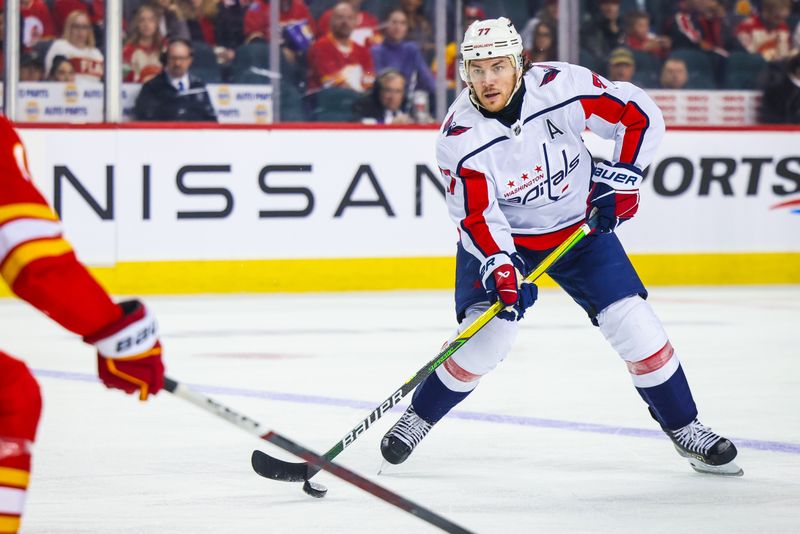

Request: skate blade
left=377, top=460, right=392, bottom=476
left=688, top=458, right=744, bottom=477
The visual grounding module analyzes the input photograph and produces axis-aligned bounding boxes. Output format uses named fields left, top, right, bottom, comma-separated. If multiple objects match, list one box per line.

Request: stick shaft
left=307, top=221, right=593, bottom=478
left=164, top=377, right=474, bottom=534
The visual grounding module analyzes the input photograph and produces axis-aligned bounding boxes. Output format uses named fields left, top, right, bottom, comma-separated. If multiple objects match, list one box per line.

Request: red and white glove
left=83, top=300, right=164, bottom=401
left=586, top=161, right=642, bottom=233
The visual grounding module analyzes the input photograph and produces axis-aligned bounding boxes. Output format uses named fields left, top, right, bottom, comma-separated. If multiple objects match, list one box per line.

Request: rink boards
left=3, top=124, right=799, bottom=295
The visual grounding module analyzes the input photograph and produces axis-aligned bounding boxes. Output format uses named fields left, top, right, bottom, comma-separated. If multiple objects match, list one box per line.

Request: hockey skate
left=381, top=406, right=433, bottom=465
left=666, top=418, right=743, bottom=476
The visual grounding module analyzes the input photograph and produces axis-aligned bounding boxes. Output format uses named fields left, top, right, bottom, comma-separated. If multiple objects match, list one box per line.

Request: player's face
left=467, top=57, right=517, bottom=112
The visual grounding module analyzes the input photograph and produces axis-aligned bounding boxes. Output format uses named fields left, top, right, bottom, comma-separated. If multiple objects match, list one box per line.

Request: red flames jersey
left=0, top=116, right=120, bottom=337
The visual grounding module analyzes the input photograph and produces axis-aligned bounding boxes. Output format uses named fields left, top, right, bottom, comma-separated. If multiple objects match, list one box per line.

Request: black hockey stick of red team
left=251, top=217, right=596, bottom=489
left=164, top=377, right=474, bottom=534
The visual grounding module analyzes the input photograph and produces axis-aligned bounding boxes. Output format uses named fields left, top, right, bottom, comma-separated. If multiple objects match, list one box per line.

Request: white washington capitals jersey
left=436, top=62, right=665, bottom=264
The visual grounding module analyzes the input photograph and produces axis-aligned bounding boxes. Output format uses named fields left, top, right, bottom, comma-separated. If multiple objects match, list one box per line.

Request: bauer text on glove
left=84, top=300, right=165, bottom=401
left=586, top=161, right=642, bottom=233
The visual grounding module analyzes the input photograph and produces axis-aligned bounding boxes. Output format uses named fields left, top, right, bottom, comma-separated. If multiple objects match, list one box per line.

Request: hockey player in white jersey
left=381, top=17, right=742, bottom=476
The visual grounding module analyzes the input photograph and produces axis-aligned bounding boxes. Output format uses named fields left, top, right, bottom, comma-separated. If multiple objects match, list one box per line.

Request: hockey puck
left=302, top=480, right=328, bottom=498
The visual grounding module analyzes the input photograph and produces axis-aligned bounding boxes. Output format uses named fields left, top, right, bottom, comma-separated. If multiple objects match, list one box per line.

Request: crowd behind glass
left=4, top=0, right=800, bottom=123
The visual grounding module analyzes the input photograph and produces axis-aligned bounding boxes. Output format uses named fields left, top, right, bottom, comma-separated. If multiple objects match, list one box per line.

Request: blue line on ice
left=33, top=368, right=800, bottom=455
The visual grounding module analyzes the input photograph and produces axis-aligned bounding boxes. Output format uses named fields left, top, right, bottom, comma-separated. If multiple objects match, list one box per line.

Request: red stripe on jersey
left=580, top=95, right=649, bottom=164
left=443, top=357, right=481, bottom=382
left=626, top=341, right=674, bottom=375
left=460, top=167, right=501, bottom=257
left=513, top=221, right=583, bottom=251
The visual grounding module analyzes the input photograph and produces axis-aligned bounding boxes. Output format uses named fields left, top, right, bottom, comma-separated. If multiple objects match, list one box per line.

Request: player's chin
left=481, top=93, right=503, bottom=111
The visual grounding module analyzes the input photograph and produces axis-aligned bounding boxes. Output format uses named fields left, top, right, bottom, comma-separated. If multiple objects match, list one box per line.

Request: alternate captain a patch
left=442, top=113, right=472, bottom=137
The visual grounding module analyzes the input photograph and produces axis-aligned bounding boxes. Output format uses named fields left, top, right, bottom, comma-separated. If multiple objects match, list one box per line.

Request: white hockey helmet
left=459, top=17, right=524, bottom=84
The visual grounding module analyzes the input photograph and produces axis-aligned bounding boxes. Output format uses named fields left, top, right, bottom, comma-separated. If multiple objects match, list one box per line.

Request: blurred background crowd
left=3, top=0, right=800, bottom=123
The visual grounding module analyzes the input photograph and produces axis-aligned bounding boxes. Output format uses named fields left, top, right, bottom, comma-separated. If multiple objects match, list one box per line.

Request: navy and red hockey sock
left=637, top=364, right=698, bottom=430
left=411, top=372, right=473, bottom=425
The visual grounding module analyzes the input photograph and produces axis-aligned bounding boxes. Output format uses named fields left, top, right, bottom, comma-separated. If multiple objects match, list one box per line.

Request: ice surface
left=2, top=286, right=798, bottom=533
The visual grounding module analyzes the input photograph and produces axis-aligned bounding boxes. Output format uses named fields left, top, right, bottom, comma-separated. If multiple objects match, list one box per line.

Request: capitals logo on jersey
left=533, top=65, right=561, bottom=87
left=442, top=113, right=471, bottom=137
left=504, top=146, right=581, bottom=205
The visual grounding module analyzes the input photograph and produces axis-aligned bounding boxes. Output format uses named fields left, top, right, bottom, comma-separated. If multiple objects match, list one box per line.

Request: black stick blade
left=251, top=450, right=310, bottom=482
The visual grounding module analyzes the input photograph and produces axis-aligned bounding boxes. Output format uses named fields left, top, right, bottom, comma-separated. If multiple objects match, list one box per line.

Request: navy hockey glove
left=586, top=161, right=642, bottom=233
left=480, top=253, right=538, bottom=321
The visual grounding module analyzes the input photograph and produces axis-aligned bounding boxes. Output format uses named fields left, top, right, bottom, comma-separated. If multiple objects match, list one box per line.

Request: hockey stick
left=251, top=216, right=597, bottom=487
left=164, top=377, right=474, bottom=534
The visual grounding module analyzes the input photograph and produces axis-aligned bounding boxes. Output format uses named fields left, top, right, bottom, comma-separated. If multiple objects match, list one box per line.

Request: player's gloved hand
left=83, top=300, right=164, bottom=401
left=480, top=253, right=538, bottom=321
left=586, top=161, right=642, bottom=233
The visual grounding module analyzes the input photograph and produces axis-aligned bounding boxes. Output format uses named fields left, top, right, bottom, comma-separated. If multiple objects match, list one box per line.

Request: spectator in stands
left=44, top=10, right=104, bottom=83
left=527, top=21, right=557, bottom=62
left=736, top=0, right=793, bottom=61
left=619, top=0, right=673, bottom=35
left=607, top=46, right=636, bottom=81
left=316, top=0, right=379, bottom=48
left=178, top=0, right=218, bottom=45
left=435, top=4, right=484, bottom=89
left=399, top=0, right=435, bottom=62
left=625, top=10, right=671, bottom=59
left=306, top=2, right=375, bottom=93
left=371, top=9, right=435, bottom=95
left=581, top=0, right=625, bottom=72
left=134, top=39, right=217, bottom=121
left=353, top=69, right=412, bottom=124
left=148, top=0, right=191, bottom=41
left=123, top=5, right=165, bottom=83
left=670, top=0, right=736, bottom=57
left=47, top=54, right=77, bottom=82
left=243, top=0, right=314, bottom=46
left=794, top=20, right=800, bottom=52
left=760, top=53, right=800, bottom=122
left=659, top=57, right=689, bottom=88
left=177, top=0, right=237, bottom=66
left=20, top=50, right=45, bottom=82
left=21, top=0, right=55, bottom=50
left=521, top=0, right=558, bottom=52
left=215, top=0, right=246, bottom=53
left=53, top=0, right=104, bottom=42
